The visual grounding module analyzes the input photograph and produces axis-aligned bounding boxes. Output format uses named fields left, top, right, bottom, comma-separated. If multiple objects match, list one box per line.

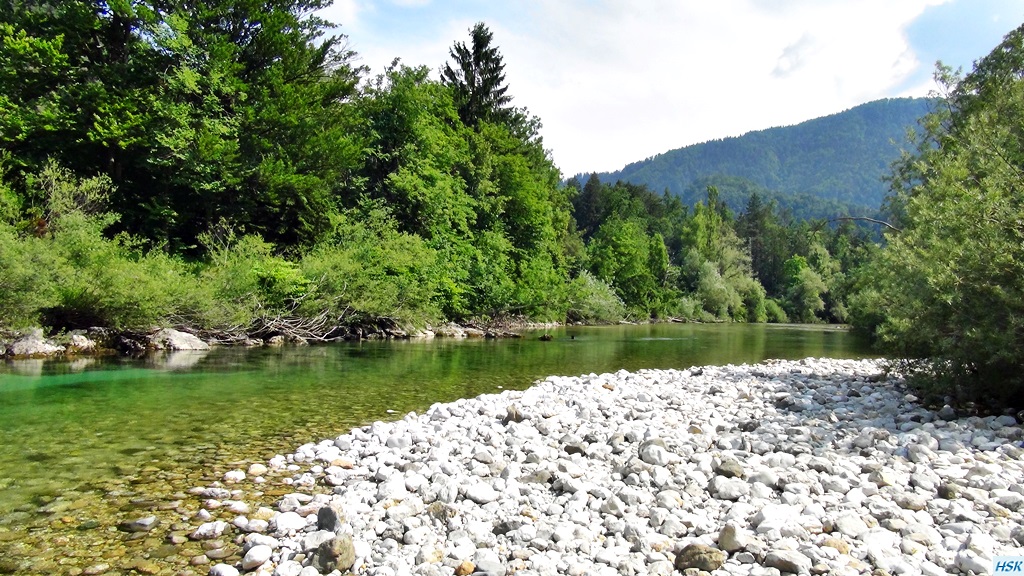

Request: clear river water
left=0, top=323, right=873, bottom=574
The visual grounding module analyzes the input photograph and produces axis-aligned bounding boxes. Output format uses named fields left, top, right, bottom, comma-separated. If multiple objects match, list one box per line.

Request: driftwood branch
left=823, top=217, right=901, bottom=233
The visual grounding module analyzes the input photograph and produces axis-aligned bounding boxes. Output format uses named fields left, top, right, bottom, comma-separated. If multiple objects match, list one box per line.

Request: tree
left=357, top=63, right=474, bottom=242
left=0, top=0, right=364, bottom=251
left=0, top=1, right=167, bottom=186
left=356, top=56, right=572, bottom=320
left=854, top=23, right=1024, bottom=405
left=571, top=173, right=605, bottom=240
left=152, top=0, right=364, bottom=250
left=783, top=256, right=826, bottom=323
left=440, top=22, right=513, bottom=127
left=736, top=192, right=789, bottom=295
left=587, top=218, right=660, bottom=316
left=683, top=186, right=728, bottom=262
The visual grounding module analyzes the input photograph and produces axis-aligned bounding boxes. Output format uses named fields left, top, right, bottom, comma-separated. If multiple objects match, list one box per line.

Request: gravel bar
left=187, top=358, right=1024, bottom=576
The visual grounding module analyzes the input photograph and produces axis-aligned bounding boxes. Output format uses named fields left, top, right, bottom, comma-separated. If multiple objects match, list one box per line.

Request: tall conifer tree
left=440, top=22, right=512, bottom=127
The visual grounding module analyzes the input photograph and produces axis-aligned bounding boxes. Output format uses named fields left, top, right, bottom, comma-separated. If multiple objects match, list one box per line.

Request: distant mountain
left=589, top=97, right=934, bottom=218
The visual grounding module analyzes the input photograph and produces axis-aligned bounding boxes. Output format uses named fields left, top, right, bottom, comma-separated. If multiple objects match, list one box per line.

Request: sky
left=317, top=0, right=1024, bottom=177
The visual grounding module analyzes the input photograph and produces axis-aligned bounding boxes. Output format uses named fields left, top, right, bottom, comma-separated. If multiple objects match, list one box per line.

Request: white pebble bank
left=203, top=358, right=1024, bottom=576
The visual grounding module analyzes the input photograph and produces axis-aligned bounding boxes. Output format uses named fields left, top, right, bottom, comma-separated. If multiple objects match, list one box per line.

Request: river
left=0, top=323, right=872, bottom=574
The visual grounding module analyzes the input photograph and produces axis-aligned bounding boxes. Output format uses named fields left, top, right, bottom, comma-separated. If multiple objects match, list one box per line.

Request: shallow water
left=0, top=323, right=872, bottom=574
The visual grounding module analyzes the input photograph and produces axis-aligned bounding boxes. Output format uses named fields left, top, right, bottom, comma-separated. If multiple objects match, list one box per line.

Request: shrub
left=193, top=233, right=301, bottom=332
left=0, top=182, right=19, bottom=225
left=662, top=295, right=713, bottom=322
left=739, top=279, right=768, bottom=323
left=511, top=251, right=571, bottom=322
left=565, top=271, right=626, bottom=323
left=46, top=212, right=194, bottom=330
left=783, top=257, right=827, bottom=323
left=299, top=212, right=441, bottom=327
left=0, top=223, right=60, bottom=328
left=764, top=298, right=789, bottom=323
left=695, top=261, right=733, bottom=320
left=0, top=161, right=199, bottom=331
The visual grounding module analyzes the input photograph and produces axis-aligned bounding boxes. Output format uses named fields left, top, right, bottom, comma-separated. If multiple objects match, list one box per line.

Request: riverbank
left=173, top=358, right=1023, bottom=576
left=0, top=319, right=554, bottom=360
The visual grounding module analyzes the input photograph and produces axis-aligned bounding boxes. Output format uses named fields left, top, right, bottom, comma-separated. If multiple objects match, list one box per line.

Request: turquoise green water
left=0, top=323, right=871, bottom=519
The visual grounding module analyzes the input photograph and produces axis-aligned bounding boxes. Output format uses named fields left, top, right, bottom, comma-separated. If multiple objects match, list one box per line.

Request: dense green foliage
left=0, top=6, right=882, bottom=337
left=1, top=0, right=364, bottom=252
left=593, top=98, right=933, bottom=216
left=852, top=25, right=1024, bottom=406
left=567, top=175, right=874, bottom=322
left=681, top=175, right=873, bottom=222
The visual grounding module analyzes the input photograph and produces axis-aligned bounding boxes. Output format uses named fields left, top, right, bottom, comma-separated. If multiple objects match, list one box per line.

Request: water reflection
left=5, top=358, right=45, bottom=377
left=148, top=350, right=211, bottom=371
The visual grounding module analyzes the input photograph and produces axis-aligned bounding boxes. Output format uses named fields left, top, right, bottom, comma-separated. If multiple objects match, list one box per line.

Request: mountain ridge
left=582, top=97, right=934, bottom=218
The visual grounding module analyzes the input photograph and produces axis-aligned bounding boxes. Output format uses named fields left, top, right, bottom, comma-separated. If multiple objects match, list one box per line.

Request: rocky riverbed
left=160, top=357, right=1023, bottom=576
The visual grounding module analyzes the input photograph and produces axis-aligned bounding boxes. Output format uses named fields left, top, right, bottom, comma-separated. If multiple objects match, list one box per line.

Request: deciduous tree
left=855, top=23, right=1024, bottom=405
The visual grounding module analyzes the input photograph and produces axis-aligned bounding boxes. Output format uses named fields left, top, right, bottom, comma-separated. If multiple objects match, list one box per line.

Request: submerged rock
left=117, top=516, right=159, bottom=533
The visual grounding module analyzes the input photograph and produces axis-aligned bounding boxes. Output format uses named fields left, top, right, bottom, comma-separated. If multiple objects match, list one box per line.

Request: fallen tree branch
left=825, top=216, right=901, bottom=232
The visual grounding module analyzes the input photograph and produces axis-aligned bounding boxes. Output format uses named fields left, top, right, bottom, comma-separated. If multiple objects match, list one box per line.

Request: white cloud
left=773, top=34, right=819, bottom=78
left=318, top=0, right=965, bottom=176
left=502, top=0, right=950, bottom=175
left=320, top=0, right=361, bottom=30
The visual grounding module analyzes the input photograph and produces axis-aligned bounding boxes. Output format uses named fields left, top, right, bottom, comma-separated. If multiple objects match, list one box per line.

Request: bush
left=299, top=212, right=441, bottom=327
left=0, top=182, right=19, bottom=225
left=684, top=254, right=744, bottom=321
left=783, top=257, right=827, bottom=323
left=662, top=295, right=714, bottom=322
left=764, top=298, right=789, bottom=323
left=738, top=279, right=768, bottom=323
left=0, top=224, right=60, bottom=328
left=0, top=162, right=200, bottom=331
left=511, top=251, right=571, bottom=322
left=566, top=271, right=626, bottom=323
left=46, top=211, right=195, bottom=330
left=695, top=261, right=735, bottom=320
left=27, top=161, right=112, bottom=223
left=190, top=233, right=291, bottom=331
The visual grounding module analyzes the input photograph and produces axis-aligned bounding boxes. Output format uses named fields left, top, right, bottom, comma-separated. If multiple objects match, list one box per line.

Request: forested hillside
left=593, top=98, right=934, bottom=215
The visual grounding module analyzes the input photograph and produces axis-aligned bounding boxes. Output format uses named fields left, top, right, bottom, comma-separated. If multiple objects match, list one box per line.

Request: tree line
left=566, top=175, right=873, bottom=324
left=0, top=2, right=867, bottom=337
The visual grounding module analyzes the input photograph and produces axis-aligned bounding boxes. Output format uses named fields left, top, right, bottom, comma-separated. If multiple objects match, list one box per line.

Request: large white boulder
left=149, top=328, right=210, bottom=350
